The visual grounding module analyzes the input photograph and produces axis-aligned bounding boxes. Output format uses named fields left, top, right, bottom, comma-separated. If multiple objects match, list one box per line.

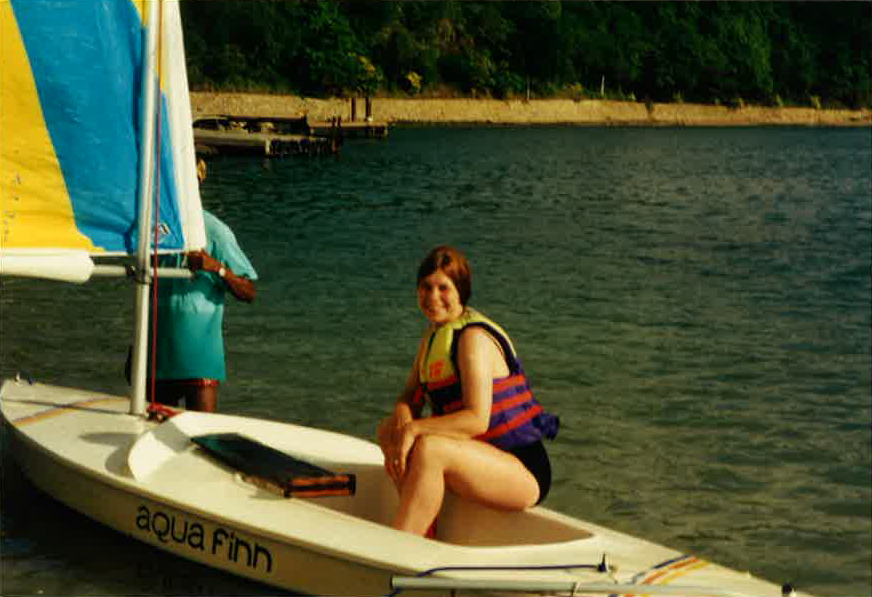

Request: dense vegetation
left=180, top=1, right=871, bottom=109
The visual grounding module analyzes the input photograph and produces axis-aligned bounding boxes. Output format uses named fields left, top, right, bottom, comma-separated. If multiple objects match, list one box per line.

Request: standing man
left=151, top=160, right=257, bottom=412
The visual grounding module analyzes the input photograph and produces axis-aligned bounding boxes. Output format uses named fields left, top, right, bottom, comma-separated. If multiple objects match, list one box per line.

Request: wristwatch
left=218, top=266, right=226, bottom=279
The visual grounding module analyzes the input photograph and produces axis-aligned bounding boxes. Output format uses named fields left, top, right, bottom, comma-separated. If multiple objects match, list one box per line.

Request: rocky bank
left=191, top=92, right=871, bottom=127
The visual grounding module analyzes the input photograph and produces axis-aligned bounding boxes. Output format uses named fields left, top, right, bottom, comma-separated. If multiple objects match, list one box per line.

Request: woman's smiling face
left=417, top=270, right=464, bottom=326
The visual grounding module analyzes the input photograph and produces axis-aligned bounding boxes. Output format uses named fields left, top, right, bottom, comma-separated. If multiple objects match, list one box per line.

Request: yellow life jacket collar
left=419, top=308, right=517, bottom=386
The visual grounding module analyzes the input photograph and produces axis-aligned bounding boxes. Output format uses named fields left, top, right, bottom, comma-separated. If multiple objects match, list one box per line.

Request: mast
left=130, top=0, right=160, bottom=416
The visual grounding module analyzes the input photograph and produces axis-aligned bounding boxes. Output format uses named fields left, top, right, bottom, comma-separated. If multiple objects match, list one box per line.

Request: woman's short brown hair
left=417, top=246, right=472, bottom=305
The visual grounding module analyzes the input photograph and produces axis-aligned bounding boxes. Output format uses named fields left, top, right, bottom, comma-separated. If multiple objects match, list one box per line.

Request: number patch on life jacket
left=429, top=360, right=445, bottom=380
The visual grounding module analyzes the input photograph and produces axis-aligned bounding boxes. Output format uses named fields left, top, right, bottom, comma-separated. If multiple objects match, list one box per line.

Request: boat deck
left=1, top=379, right=801, bottom=596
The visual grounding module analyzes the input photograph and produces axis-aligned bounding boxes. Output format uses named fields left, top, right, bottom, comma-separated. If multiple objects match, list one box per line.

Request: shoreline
left=191, top=92, right=871, bottom=128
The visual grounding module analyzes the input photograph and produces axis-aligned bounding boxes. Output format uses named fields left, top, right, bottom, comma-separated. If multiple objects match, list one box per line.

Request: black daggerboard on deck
left=191, top=433, right=356, bottom=498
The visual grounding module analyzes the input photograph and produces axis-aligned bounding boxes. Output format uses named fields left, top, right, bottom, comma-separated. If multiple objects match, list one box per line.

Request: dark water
left=2, top=126, right=870, bottom=596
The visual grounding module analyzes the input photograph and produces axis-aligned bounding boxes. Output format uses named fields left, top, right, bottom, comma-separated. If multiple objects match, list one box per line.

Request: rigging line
left=149, top=0, right=164, bottom=415
left=386, top=561, right=603, bottom=597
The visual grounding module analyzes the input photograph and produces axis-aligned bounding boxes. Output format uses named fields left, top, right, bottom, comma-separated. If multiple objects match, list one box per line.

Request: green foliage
left=492, top=69, right=524, bottom=100
left=180, top=1, right=871, bottom=106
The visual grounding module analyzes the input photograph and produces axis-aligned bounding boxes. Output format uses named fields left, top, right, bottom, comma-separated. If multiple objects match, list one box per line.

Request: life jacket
left=417, top=308, right=559, bottom=450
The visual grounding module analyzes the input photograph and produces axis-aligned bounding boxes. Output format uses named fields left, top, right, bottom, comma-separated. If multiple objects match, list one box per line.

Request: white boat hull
left=1, top=379, right=804, bottom=596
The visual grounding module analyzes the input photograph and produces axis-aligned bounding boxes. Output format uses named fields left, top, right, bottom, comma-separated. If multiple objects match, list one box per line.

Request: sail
left=0, top=0, right=205, bottom=282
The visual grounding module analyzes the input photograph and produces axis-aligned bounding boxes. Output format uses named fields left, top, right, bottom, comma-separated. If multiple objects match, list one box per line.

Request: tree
left=179, top=0, right=871, bottom=107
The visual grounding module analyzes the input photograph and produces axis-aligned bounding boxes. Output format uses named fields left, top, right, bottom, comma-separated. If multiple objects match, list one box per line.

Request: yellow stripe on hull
left=625, top=556, right=711, bottom=597
left=656, top=558, right=710, bottom=584
left=12, top=397, right=129, bottom=426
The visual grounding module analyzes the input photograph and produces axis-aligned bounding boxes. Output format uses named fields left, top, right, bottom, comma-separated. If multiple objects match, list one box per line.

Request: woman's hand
left=377, top=416, right=401, bottom=483
left=393, top=420, right=419, bottom=480
left=379, top=405, right=415, bottom=484
left=381, top=335, right=429, bottom=485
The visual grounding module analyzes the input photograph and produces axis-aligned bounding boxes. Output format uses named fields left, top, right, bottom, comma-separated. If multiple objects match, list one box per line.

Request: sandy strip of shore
left=191, top=92, right=870, bottom=127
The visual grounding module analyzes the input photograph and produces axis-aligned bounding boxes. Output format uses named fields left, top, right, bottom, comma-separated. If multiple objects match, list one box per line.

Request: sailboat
left=1, top=2, right=808, bottom=596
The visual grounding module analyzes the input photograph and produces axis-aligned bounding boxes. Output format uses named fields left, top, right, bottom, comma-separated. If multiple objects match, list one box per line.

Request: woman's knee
left=409, top=434, right=453, bottom=470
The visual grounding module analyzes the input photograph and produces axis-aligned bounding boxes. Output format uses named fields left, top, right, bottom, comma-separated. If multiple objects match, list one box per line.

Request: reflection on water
left=2, top=126, right=870, bottom=596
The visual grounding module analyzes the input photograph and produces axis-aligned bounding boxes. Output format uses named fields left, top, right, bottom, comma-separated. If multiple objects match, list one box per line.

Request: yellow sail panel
left=131, top=0, right=144, bottom=22
left=1, top=0, right=203, bottom=265
left=0, top=1, right=99, bottom=252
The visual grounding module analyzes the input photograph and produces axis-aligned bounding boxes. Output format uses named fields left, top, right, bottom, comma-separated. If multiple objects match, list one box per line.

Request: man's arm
left=187, top=249, right=256, bottom=303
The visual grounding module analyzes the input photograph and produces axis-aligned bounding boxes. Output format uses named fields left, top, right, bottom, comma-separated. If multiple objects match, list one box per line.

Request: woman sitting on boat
left=377, top=246, right=559, bottom=536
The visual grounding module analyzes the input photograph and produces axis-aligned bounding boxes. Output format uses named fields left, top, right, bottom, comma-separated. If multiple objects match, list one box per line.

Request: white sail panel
left=0, top=250, right=94, bottom=283
left=160, top=1, right=205, bottom=251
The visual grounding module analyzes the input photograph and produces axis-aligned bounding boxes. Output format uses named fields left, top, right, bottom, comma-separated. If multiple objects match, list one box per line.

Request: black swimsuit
left=507, top=440, right=552, bottom=504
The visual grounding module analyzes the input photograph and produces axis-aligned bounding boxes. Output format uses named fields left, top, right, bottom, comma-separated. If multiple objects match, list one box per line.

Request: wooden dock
left=192, top=113, right=387, bottom=157
left=308, top=120, right=388, bottom=139
left=194, top=130, right=337, bottom=157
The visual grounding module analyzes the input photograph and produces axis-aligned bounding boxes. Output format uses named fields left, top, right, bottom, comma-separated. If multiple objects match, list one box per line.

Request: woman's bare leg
left=393, top=434, right=539, bottom=535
